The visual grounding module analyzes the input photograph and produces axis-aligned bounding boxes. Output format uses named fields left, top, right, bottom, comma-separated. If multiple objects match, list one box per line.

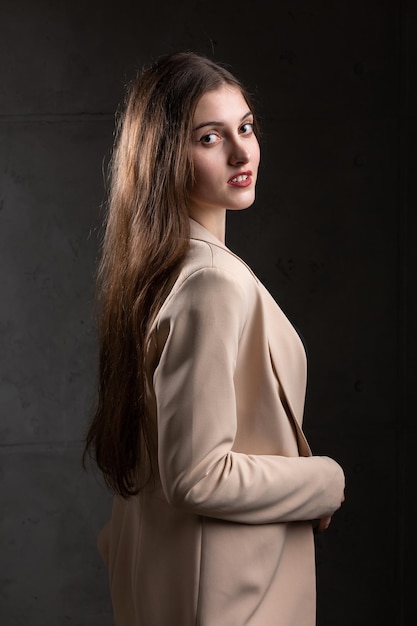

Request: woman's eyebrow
left=192, top=110, right=252, bottom=132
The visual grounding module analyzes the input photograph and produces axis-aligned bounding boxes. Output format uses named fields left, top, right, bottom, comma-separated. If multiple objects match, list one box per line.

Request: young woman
left=84, top=51, right=345, bottom=626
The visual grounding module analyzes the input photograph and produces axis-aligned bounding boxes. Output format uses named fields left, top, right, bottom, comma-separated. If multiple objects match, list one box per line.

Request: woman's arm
left=153, top=267, right=345, bottom=524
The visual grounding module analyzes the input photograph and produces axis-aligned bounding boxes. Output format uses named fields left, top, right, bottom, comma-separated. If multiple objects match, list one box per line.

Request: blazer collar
left=189, top=218, right=259, bottom=283
left=189, top=217, right=226, bottom=247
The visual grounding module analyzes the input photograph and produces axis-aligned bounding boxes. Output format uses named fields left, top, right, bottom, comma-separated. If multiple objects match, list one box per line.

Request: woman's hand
left=315, top=490, right=345, bottom=533
left=315, top=515, right=332, bottom=533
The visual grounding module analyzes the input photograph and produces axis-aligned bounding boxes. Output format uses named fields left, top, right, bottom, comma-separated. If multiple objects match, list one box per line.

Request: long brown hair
left=83, top=51, right=258, bottom=497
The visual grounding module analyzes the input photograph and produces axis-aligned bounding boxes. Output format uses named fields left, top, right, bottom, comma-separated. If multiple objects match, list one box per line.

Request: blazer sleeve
left=152, top=267, right=345, bottom=524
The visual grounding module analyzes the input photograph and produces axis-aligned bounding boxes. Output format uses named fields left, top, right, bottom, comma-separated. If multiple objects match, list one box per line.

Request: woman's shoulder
left=153, top=239, right=258, bottom=327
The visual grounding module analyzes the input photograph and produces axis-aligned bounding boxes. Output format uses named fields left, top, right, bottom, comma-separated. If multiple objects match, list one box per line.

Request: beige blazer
left=99, top=218, right=345, bottom=626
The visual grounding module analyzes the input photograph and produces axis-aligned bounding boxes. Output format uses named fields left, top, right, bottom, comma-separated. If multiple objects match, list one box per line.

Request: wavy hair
left=83, top=51, right=259, bottom=497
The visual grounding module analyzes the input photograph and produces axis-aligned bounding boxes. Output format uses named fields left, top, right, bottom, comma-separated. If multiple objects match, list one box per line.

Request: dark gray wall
left=1, top=1, right=415, bottom=624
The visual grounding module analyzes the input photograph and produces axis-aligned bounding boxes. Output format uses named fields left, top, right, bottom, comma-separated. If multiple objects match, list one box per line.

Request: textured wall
left=0, top=1, right=415, bottom=624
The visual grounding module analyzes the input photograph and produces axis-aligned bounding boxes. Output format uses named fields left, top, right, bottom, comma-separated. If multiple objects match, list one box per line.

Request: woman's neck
left=187, top=208, right=226, bottom=243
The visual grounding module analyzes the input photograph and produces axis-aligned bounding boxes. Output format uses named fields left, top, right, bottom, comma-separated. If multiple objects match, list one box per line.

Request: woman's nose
left=228, top=139, right=250, bottom=165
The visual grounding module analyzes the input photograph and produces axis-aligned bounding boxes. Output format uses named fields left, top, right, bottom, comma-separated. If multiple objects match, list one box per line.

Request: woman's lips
left=227, top=171, right=253, bottom=187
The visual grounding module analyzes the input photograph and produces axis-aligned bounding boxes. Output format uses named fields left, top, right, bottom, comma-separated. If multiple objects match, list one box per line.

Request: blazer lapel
left=259, top=284, right=311, bottom=456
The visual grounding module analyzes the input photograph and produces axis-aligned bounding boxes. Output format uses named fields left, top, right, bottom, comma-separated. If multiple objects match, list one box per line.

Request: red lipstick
left=227, top=170, right=253, bottom=187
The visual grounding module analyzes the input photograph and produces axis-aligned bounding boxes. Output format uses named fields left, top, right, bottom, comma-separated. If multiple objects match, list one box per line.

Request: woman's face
left=187, top=85, right=260, bottom=219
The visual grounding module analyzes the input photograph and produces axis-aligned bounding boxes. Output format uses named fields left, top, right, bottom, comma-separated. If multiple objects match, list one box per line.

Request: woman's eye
left=199, top=132, right=218, bottom=144
left=240, top=122, right=253, bottom=135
